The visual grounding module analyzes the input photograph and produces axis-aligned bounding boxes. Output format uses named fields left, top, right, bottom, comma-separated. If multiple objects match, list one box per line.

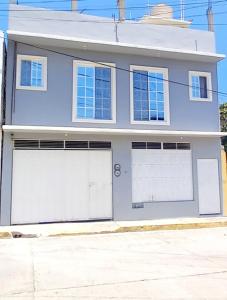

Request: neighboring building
left=0, top=31, right=5, bottom=194
left=0, top=2, right=226, bottom=225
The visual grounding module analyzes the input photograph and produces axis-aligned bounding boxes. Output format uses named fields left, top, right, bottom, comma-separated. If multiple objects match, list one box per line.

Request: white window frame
left=189, top=71, right=212, bottom=102
left=130, top=65, right=170, bottom=125
left=72, top=60, right=116, bottom=124
left=16, top=55, right=47, bottom=91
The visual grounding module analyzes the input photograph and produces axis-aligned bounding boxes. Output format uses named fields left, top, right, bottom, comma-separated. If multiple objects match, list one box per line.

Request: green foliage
left=220, top=103, right=227, bottom=151
left=220, top=103, right=227, bottom=132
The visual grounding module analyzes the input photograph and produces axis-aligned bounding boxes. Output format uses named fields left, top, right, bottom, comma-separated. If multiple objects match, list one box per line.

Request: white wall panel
left=197, top=159, right=221, bottom=214
left=132, top=150, right=193, bottom=203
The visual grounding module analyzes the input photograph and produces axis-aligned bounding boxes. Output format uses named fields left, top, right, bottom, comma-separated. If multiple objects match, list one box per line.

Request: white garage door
left=132, top=148, right=193, bottom=203
left=12, top=150, right=112, bottom=224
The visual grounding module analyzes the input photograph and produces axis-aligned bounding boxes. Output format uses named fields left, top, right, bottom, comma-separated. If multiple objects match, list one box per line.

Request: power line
left=2, top=0, right=227, bottom=24
left=4, top=0, right=221, bottom=8
left=186, top=9, right=227, bottom=18
left=3, top=0, right=227, bottom=14
left=2, top=36, right=225, bottom=98
left=5, top=13, right=227, bottom=25
left=18, top=0, right=86, bottom=3
left=0, top=34, right=225, bottom=98
left=4, top=8, right=227, bottom=25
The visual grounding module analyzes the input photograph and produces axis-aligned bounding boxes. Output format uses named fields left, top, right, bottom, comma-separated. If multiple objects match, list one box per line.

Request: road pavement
left=1, top=227, right=227, bottom=299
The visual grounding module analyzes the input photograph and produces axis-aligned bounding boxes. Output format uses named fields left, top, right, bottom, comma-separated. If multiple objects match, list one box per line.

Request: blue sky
left=0, top=0, right=226, bottom=102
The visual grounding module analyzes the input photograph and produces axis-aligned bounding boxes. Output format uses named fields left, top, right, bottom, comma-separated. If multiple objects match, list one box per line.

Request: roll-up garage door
left=132, top=147, right=193, bottom=203
left=11, top=149, right=112, bottom=224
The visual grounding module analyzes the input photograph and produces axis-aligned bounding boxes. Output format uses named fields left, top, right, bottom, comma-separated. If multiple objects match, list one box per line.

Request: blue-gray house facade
left=0, top=3, right=225, bottom=225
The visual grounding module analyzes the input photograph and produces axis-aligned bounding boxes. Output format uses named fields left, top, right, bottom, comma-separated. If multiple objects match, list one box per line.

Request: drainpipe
left=117, top=0, right=125, bottom=22
left=71, top=0, right=77, bottom=11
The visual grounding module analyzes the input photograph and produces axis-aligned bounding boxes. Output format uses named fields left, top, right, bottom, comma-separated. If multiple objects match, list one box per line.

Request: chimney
left=71, top=0, right=77, bottom=11
left=117, top=0, right=125, bottom=22
left=207, top=0, right=214, bottom=32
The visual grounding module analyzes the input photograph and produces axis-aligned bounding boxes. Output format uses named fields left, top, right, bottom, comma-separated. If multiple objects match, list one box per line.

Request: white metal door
left=88, top=151, right=112, bottom=219
left=132, top=149, right=193, bottom=203
left=197, top=159, right=221, bottom=215
left=11, top=150, right=112, bottom=224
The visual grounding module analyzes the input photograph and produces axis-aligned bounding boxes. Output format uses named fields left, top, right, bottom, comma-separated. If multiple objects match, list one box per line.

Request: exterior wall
left=6, top=42, right=220, bottom=132
left=0, top=133, right=223, bottom=225
left=2, top=14, right=223, bottom=225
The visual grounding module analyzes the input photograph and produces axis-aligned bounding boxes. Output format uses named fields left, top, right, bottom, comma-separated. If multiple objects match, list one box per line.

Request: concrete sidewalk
left=1, top=216, right=227, bottom=239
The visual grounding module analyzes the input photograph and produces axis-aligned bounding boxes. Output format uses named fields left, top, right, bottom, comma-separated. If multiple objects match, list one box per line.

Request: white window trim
left=16, top=55, right=47, bottom=91
left=130, top=65, right=170, bottom=126
left=189, top=71, right=212, bottom=102
left=72, top=60, right=116, bottom=124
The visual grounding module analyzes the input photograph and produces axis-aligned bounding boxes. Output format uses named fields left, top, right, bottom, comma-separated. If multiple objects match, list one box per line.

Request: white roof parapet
left=3, top=125, right=227, bottom=137
left=7, top=30, right=225, bottom=63
left=8, top=4, right=224, bottom=62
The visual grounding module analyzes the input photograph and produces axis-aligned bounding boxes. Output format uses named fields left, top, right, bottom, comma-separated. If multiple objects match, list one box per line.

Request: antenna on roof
left=207, top=0, right=214, bottom=32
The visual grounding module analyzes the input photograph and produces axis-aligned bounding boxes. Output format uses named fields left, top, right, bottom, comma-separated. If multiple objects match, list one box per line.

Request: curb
left=1, top=221, right=227, bottom=239
left=114, top=221, right=227, bottom=234
left=49, top=221, right=227, bottom=238
left=0, top=232, right=12, bottom=239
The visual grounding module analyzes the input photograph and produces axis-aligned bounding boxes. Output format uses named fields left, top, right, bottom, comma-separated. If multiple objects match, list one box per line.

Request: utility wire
left=2, top=0, right=227, bottom=24
left=4, top=8, right=227, bottom=25
left=187, top=9, right=227, bottom=18
left=0, top=3, right=225, bottom=97
left=6, top=13, right=227, bottom=24
left=79, top=0, right=227, bottom=13
left=3, top=0, right=223, bottom=7
left=1, top=35, right=225, bottom=97
left=3, top=0, right=227, bottom=14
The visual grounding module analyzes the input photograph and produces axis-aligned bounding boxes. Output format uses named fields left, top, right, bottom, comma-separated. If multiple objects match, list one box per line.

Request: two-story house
left=0, top=1, right=226, bottom=225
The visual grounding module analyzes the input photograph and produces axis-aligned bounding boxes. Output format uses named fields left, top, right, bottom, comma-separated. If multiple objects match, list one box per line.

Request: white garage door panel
left=197, top=159, right=221, bottom=215
left=88, top=151, right=112, bottom=219
left=133, top=163, right=192, bottom=179
left=12, top=150, right=112, bottom=224
left=132, top=149, right=193, bottom=203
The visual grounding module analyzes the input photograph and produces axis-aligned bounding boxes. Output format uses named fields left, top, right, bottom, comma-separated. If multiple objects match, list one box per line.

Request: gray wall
left=6, top=42, right=220, bottom=132
left=0, top=132, right=223, bottom=225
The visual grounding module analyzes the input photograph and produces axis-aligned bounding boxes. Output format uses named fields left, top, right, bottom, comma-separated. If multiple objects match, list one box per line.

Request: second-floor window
left=16, top=55, right=47, bottom=91
left=130, top=66, right=170, bottom=125
left=189, top=71, right=212, bottom=102
left=73, top=61, right=116, bottom=123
